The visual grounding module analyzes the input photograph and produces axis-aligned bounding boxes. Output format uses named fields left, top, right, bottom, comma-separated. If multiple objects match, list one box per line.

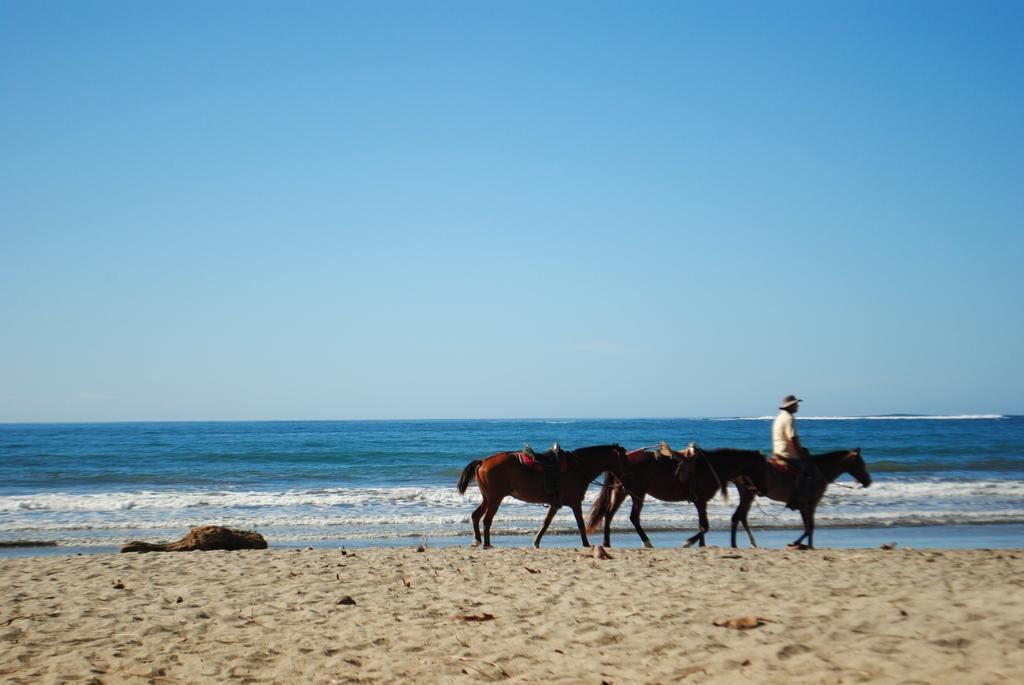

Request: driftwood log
left=121, top=525, right=267, bottom=553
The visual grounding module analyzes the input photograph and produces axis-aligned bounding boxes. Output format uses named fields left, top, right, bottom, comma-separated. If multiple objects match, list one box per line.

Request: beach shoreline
left=2, top=546, right=1021, bottom=683
left=3, top=522, right=1024, bottom=559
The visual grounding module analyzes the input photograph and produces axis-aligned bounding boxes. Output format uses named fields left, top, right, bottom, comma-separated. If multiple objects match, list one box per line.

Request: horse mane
left=570, top=443, right=622, bottom=457
left=670, top=447, right=763, bottom=477
left=700, top=447, right=764, bottom=459
left=811, top=449, right=852, bottom=462
left=675, top=447, right=766, bottom=503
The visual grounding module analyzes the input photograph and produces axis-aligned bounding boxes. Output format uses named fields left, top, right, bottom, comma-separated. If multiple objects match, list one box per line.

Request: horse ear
left=853, top=447, right=861, bottom=456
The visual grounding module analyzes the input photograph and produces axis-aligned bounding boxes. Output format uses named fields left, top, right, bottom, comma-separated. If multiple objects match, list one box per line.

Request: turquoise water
left=1, top=416, right=1022, bottom=550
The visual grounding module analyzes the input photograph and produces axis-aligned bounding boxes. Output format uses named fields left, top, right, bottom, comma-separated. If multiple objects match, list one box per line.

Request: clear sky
left=2, top=1, right=1022, bottom=422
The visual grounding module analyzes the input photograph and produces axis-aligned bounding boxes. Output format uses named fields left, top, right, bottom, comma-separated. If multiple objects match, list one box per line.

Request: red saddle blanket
left=769, top=457, right=795, bottom=475
left=516, top=452, right=570, bottom=473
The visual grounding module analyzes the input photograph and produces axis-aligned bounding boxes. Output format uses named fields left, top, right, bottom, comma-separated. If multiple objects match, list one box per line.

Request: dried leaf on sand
left=454, top=613, right=495, bottom=622
left=713, top=615, right=773, bottom=630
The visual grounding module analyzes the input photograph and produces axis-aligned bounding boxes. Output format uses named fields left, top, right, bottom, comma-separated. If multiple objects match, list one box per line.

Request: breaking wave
left=2, top=478, right=1022, bottom=545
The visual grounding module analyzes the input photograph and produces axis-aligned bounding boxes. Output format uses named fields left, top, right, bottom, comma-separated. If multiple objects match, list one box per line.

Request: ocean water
left=1, top=416, right=1022, bottom=550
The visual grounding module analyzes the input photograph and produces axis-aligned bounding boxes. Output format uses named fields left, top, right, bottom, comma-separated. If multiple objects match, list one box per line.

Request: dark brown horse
left=730, top=448, right=872, bottom=549
left=586, top=443, right=767, bottom=548
left=457, top=444, right=630, bottom=549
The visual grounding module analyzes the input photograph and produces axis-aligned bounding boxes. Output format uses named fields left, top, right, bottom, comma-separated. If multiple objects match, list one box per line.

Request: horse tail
left=457, top=460, right=483, bottom=494
left=585, top=471, right=617, bottom=533
left=720, top=479, right=730, bottom=503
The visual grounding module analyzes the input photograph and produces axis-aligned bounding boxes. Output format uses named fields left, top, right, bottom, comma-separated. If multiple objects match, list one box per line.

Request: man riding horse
left=773, top=394, right=822, bottom=508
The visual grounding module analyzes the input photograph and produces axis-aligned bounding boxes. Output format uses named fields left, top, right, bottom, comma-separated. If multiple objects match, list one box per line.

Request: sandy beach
left=2, top=546, right=1022, bottom=684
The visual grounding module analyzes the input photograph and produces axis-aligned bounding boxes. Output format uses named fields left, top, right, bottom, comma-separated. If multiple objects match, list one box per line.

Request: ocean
left=1, top=416, right=1022, bottom=552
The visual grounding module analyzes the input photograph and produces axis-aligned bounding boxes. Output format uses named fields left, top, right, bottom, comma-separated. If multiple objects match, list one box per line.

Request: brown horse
left=457, top=444, right=630, bottom=549
left=586, top=444, right=767, bottom=548
left=730, top=448, right=872, bottom=549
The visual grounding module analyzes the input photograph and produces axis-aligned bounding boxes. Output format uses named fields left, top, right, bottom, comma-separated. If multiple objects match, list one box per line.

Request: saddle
left=654, top=441, right=700, bottom=461
left=665, top=441, right=702, bottom=484
left=517, top=442, right=569, bottom=473
left=769, top=456, right=796, bottom=475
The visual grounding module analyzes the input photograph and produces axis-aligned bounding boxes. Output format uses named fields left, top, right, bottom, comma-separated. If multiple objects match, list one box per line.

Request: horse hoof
left=643, top=541, right=653, bottom=549
left=483, top=544, right=493, bottom=550
left=471, top=541, right=479, bottom=548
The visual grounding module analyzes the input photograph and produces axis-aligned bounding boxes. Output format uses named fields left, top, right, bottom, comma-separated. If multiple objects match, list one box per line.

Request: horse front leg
left=731, top=490, right=757, bottom=548
left=570, top=503, right=590, bottom=548
left=533, top=504, right=560, bottom=549
left=805, top=505, right=816, bottom=549
left=683, top=500, right=709, bottom=548
left=628, top=496, right=653, bottom=548
left=789, top=507, right=811, bottom=549
left=471, top=501, right=486, bottom=547
left=697, top=501, right=710, bottom=547
left=741, top=506, right=757, bottom=548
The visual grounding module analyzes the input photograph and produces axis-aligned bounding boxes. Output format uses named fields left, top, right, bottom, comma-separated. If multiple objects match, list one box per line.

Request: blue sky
left=2, top=1, right=1022, bottom=421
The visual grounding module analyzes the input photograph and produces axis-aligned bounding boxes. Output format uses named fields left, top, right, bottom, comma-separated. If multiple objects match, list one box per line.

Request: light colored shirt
left=772, top=410, right=800, bottom=461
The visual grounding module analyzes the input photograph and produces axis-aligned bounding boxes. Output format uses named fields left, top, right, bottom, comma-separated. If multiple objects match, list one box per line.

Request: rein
left=754, top=479, right=863, bottom=517
left=694, top=449, right=724, bottom=496
left=754, top=498, right=785, bottom=518
left=586, top=473, right=641, bottom=500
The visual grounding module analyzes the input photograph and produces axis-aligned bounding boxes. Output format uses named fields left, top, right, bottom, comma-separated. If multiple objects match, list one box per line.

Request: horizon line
left=0, top=413, right=1013, bottom=426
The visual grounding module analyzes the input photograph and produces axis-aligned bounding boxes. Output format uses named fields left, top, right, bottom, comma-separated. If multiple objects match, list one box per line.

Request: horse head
left=843, top=448, right=872, bottom=487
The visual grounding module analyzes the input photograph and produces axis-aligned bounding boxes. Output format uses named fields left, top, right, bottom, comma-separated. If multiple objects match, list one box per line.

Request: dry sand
left=2, top=546, right=1022, bottom=684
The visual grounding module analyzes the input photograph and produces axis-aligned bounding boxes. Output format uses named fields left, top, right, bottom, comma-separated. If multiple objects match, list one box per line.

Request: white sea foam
left=0, top=487, right=472, bottom=513
left=5, top=478, right=1018, bottom=515
left=2, top=478, right=1022, bottom=544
